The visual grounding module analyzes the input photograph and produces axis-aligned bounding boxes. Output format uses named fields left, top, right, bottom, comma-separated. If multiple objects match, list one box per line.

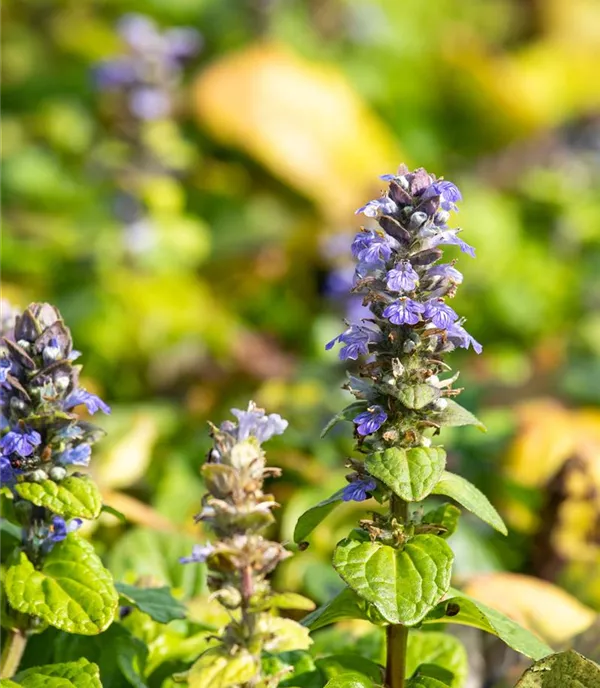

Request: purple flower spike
left=355, top=197, right=397, bottom=218
left=326, top=324, right=380, bottom=361
left=423, top=180, right=462, bottom=211
left=433, top=230, right=475, bottom=258
left=64, top=389, right=111, bottom=415
left=180, top=543, right=214, bottom=564
left=351, top=230, right=396, bottom=265
left=427, top=263, right=463, bottom=284
left=386, top=261, right=419, bottom=293
left=447, top=323, right=483, bottom=354
left=342, top=477, right=377, bottom=502
left=1, top=428, right=41, bottom=457
left=383, top=298, right=425, bottom=326
left=353, top=405, right=387, bottom=436
left=423, top=299, right=459, bottom=329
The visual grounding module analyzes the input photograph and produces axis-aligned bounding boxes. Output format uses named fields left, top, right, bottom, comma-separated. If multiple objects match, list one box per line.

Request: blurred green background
left=3, top=0, right=600, bottom=684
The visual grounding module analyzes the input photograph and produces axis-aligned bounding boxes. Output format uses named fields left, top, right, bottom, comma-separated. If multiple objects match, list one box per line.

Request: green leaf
left=422, top=504, right=461, bottom=539
left=410, top=664, right=454, bottom=686
left=15, top=477, right=102, bottom=520
left=100, top=505, right=127, bottom=523
left=422, top=592, right=553, bottom=660
left=301, top=587, right=371, bottom=630
left=316, top=654, right=382, bottom=682
left=294, top=488, right=346, bottom=544
left=432, top=472, right=507, bottom=535
left=406, top=677, right=449, bottom=688
left=321, top=402, right=368, bottom=438
left=115, top=582, right=186, bottom=624
left=432, top=400, right=486, bottom=432
left=365, top=447, right=446, bottom=502
left=406, top=631, right=467, bottom=688
left=256, top=592, right=316, bottom=612
left=0, top=681, right=20, bottom=687
left=12, top=658, right=101, bottom=688
left=333, top=535, right=454, bottom=625
left=397, top=384, right=440, bottom=410
left=4, top=535, right=118, bottom=634
left=0, top=518, right=22, bottom=540
left=256, top=616, right=313, bottom=652
left=107, top=527, right=205, bottom=600
left=187, top=648, right=257, bottom=688
left=324, top=674, right=374, bottom=688
left=514, top=649, right=600, bottom=686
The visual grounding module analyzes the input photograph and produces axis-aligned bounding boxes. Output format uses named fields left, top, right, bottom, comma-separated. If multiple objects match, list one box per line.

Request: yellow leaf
left=463, top=573, right=595, bottom=646
left=193, top=43, right=402, bottom=221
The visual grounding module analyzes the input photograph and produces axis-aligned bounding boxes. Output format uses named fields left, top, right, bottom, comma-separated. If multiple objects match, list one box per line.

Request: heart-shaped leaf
left=397, top=384, right=440, bottom=410
left=422, top=591, right=553, bottom=660
left=432, top=472, right=507, bottom=535
left=187, top=648, right=256, bottom=688
left=15, top=477, right=102, bottom=520
left=12, top=658, right=101, bottom=688
left=294, top=488, right=346, bottom=543
left=4, top=535, right=118, bottom=634
left=115, top=582, right=186, bottom=624
left=432, top=400, right=486, bottom=432
left=333, top=535, right=454, bottom=625
left=514, top=649, right=600, bottom=686
left=365, top=447, right=446, bottom=502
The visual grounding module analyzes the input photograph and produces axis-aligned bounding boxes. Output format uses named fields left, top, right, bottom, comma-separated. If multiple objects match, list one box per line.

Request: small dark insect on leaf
left=298, top=541, right=309, bottom=551
left=445, top=602, right=460, bottom=617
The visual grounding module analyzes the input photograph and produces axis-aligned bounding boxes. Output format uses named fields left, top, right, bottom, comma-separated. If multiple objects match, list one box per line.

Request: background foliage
left=2, top=0, right=600, bottom=686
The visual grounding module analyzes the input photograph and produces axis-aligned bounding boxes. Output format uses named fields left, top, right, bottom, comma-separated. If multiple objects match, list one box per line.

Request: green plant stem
left=386, top=494, right=409, bottom=688
left=0, top=629, right=27, bottom=679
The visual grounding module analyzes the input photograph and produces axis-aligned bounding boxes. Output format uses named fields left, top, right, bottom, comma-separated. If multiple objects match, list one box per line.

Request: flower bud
left=49, top=466, right=67, bottom=481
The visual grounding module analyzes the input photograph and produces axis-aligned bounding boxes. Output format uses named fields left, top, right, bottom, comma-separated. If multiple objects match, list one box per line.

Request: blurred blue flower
left=180, top=543, right=214, bottom=564
left=64, top=389, right=111, bottom=415
left=59, top=445, right=92, bottom=467
left=231, top=405, right=288, bottom=443
left=1, top=428, right=41, bottom=457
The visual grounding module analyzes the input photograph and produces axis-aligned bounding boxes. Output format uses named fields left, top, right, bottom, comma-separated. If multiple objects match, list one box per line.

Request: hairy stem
left=0, top=629, right=27, bottom=679
left=386, top=494, right=409, bottom=688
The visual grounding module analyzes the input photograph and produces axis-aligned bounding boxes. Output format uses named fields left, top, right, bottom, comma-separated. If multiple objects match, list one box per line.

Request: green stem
left=386, top=494, right=409, bottom=688
left=0, top=629, right=27, bottom=679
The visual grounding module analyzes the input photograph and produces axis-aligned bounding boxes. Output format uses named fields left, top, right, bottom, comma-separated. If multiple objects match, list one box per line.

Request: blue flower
left=64, top=389, right=111, bottom=415
left=422, top=180, right=462, bottom=211
left=342, top=477, right=377, bottom=502
left=386, top=262, right=419, bottom=293
left=355, top=197, right=397, bottom=218
left=129, top=87, right=171, bottom=120
left=427, top=263, right=463, bottom=284
left=230, top=404, right=288, bottom=443
left=50, top=516, right=83, bottom=543
left=432, top=230, right=475, bottom=258
left=1, top=456, right=16, bottom=486
left=93, top=59, right=136, bottom=89
left=1, top=428, right=41, bottom=457
left=0, top=357, right=11, bottom=385
left=353, top=405, right=387, bottom=436
left=423, top=299, right=459, bottom=329
left=59, top=445, right=91, bottom=467
left=447, top=323, right=483, bottom=354
left=351, top=230, right=395, bottom=265
left=382, top=298, right=425, bottom=326
left=180, top=543, right=214, bottom=564
left=326, top=325, right=379, bottom=360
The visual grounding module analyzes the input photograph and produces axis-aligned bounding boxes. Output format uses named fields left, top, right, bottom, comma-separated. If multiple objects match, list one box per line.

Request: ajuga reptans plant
left=181, top=403, right=313, bottom=687
left=296, top=166, right=556, bottom=688
left=0, top=304, right=118, bottom=679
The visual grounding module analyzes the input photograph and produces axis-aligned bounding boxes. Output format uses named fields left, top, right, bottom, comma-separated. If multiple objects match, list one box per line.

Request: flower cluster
left=0, top=303, right=110, bottom=554
left=181, top=403, right=311, bottom=685
left=95, top=13, right=201, bottom=121
left=326, top=165, right=481, bottom=500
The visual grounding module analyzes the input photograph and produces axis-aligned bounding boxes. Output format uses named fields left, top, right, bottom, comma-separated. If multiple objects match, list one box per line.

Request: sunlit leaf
left=12, top=658, right=101, bottom=688
left=294, top=489, right=346, bottom=544
left=15, top=477, right=102, bottom=520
